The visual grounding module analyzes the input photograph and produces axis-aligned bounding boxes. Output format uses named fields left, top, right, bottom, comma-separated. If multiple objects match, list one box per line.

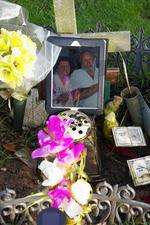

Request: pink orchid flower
left=31, top=115, right=73, bottom=159
left=56, top=143, right=85, bottom=165
left=48, top=186, right=71, bottom=208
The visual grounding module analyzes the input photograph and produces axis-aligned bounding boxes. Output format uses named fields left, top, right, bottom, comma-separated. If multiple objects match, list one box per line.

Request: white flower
left=38, top=159, right=66, bottom=187
left=71, top=179, right=92, bottom=205
left=63, top=198, right=82, bottom=219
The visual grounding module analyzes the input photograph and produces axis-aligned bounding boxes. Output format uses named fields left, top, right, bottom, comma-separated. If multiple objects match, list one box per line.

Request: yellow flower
left=9, top=30, right=23, bottom=48
left=0, top=28, right=37, bottom=90
left=103, top=112, right=119, bottom=139
left=66, top=218, right=76, bottom=225
left=0, top=55, right=25, bottom=89
left=0, top=30, right=10, bottom=55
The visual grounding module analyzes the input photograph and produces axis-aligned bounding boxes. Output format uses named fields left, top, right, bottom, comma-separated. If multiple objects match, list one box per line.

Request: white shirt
left=70, top=68, right=99, bottom=107
left=53, top=73, right=73, bottom=107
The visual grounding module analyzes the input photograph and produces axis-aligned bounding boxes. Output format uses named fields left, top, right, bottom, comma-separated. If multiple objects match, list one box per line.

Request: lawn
left=9, top=0, right=150, bottom=35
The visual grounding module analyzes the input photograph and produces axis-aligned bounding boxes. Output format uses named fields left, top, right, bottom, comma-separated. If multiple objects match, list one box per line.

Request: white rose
left=71, top=179, right=92, bottom=205
left=38, top=159, right=66, bottom=187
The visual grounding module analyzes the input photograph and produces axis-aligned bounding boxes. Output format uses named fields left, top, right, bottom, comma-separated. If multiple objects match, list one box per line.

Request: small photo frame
left=112, top=127, right=146, bottom=147
left=45, top=36, right=107, bottom=115
left=127, top=156, right=150, bottom=186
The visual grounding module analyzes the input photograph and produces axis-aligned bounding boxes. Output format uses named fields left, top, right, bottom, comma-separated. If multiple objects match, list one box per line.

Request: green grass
left=9, top=0, right=150, bottom=35
left=9, top=0, right=55, bottom=28
left=75, top=0, right=150, bottom=35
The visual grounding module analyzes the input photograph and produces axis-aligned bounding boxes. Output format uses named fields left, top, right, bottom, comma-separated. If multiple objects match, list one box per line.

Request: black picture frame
left=45, top=36, right=108, bottom=115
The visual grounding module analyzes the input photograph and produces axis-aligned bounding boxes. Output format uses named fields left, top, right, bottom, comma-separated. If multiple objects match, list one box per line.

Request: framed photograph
left=45, top=36, right=107, bottom=115
left=112, top=127, right=146, bottom=147
left=127, top=156, right=150, bottom=186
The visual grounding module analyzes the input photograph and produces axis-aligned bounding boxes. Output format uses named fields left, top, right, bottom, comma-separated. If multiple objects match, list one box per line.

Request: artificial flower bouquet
left=31, top=114, right=93, bottom=225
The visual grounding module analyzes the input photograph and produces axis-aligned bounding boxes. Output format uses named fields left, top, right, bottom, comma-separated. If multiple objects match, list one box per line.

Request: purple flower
left=31, top=115, right=73, bottom=159
left=56, top=143, right=85, bottom=165
left=46, top=115, right=65, bottom=140
left=48, top=186, right=71, bottom=208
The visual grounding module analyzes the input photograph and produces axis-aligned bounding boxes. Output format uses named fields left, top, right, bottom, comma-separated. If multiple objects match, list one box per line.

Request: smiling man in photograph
left=70, top=51, right=99, bottom=108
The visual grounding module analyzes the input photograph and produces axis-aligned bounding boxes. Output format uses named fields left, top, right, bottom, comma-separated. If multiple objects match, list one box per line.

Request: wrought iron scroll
left=125, top=28, right=150, bottom=76
left=87, top=181, right=150, bottom=225
left=0, top=189, right=50, bottom=225
left=116, top=29, right=150, bottom=89
left=1, top=182, right=150, bottom=225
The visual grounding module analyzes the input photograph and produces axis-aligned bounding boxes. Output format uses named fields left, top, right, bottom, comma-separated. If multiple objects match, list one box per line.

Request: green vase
left=13, top=98, right=27, bottom=131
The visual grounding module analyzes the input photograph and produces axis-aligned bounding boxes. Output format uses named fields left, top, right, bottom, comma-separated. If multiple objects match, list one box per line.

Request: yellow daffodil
left=0, top=28, right=37, bottom=90
left=0, top=30, right=10, bottom=55
left=0, top=38, right=10, bottom=56
left=0, top=58, right=23, bottom=89
left=9, top=30, right=23, bottom=48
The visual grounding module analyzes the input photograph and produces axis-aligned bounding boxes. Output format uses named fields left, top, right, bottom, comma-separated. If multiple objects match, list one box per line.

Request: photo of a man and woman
left=52, top=46, right=101, bottom=108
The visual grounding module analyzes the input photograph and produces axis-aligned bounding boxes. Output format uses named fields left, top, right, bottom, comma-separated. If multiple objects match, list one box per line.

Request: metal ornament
left=59, top=110, right=92, bottom=141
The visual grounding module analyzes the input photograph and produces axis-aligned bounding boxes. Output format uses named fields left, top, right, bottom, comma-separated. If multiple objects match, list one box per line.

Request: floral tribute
left=31, top=114, right=93, bottom=225
left=0, top=28, right=37, bottom=90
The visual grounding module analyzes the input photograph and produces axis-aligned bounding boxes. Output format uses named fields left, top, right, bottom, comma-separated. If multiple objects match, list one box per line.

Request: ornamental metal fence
left=116, top=28, right=150, bottom=91
left=0, top=181, right=150, bottom=225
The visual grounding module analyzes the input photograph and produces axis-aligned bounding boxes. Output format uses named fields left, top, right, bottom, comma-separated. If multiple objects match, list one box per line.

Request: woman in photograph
left=53, top=57, right=74, bottom=107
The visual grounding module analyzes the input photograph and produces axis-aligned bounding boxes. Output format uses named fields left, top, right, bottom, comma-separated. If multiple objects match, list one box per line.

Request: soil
left=100, top=142, right=150, bottom=203
left=0, top=159, right=38, bottom=197
left=0, top=102, right=39, bottom=197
